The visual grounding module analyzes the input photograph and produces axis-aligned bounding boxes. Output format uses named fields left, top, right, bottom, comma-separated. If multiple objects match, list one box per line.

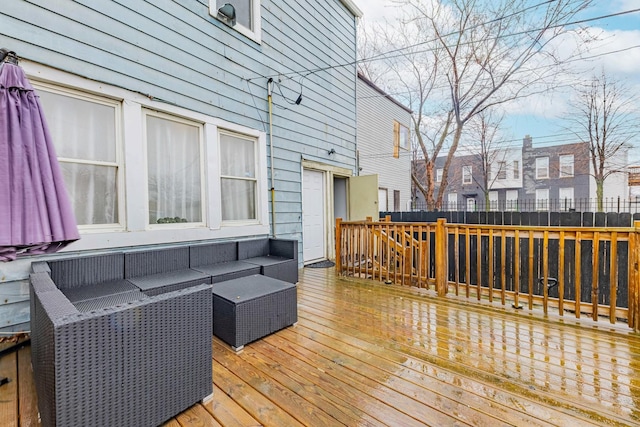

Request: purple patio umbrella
left=0, top=50, right=79, bottom=261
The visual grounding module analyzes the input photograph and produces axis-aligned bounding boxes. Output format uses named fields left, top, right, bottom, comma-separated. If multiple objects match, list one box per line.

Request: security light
left=218, top=3, right=236, bottom=26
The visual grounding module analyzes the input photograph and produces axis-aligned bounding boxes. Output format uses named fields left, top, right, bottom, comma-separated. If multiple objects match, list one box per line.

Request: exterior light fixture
left=218, top=3, right=236, bottom=26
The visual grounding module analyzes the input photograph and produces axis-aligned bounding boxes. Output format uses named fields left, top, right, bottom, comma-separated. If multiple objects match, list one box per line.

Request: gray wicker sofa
left=29, top=252, right=213, bottom=427
left=190, top=237, right=298, bottom=284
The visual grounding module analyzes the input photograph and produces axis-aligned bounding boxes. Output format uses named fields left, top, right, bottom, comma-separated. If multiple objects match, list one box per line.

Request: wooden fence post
left=436, top=218, right=448, bottom=297
left=335, top=218, right=342, bottom=275
left=630, top=221, right=640, bottom=330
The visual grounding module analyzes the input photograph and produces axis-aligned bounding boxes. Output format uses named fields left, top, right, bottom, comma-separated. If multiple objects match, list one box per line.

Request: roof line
left=357, top=71, right=413, bottom=114
left=340, top=0, right=363, bottom=18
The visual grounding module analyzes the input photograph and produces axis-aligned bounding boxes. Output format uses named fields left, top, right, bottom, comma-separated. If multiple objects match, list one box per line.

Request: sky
left=354, top=0, right=640, bottom=162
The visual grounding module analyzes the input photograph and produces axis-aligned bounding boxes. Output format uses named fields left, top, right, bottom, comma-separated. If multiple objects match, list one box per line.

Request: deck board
left=10, top=267, right=640, bottom=426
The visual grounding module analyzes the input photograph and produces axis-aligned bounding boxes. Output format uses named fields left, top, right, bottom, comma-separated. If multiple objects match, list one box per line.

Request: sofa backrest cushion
left=190, top=242, right=237, bottom=267
left=237, top=238, right=269, bottom=260
left=269, top=238, right=298, bottom=260
left=125, top=247, right=189, bottom=278
left=48, top=253, right=125, bottom=289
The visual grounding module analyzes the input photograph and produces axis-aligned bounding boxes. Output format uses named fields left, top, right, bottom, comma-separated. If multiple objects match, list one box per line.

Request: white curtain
left=37, top=89, right=118, bottom=225
left=147, top=115, right=202, bottom=224
left=220, top=133, right=256, bottom=221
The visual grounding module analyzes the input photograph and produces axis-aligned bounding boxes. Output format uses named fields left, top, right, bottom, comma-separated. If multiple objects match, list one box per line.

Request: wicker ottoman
left=213, top=275, right=297, bottom=351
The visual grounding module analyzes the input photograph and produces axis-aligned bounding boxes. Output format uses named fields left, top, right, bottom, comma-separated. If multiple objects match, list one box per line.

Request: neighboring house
left=0, top=0, right=365, bottom=332
left=413, top=135, right=628, bottom=212
left=432, top=144, right=523, bottom=212
left=356, top=72, right=413, bottom=212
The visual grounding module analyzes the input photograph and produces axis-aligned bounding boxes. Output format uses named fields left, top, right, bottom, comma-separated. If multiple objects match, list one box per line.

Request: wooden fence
left=336, top=217, right=640, bottom=330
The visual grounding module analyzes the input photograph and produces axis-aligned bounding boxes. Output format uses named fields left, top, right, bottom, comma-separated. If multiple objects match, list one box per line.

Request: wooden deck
left=3, top=267, right=640, bottom=426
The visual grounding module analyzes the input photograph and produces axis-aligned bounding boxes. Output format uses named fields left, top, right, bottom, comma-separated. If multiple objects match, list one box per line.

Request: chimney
left=523, top=135, right=532, bottom=149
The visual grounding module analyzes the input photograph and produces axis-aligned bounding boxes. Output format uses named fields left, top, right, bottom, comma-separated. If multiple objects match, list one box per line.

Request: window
left=399, top=124, right=410, bottom=150
left=393, top=121, right=410, bottom=158
left=436, top=168, right=443, bottom=183
left=536, top=157, right=549, bottom=179
left=506, top=190, right=518, bottom=211
left=447, top=193, right=457, bottom=210
left=536, top=188, right=549, bottom=211
left=393, top=190, right=400, bottom=211
left=36, top=85, right=122, bottom=228
left=489, top=191, right=499, bottom=211
left=559, top=155, right=574, bottom=177
left=559, top=187, right=574, bottom=211
left=211, top=0, right=262, bottom=43
left=513, top=160, right=520, bottom=179
left=146, top=112, right=204, bottom=225
left=497, top=161, right=507, bottom=180
left=462, top=166, right=472, bottom=184
left=220, top=132, right=258, bottom=221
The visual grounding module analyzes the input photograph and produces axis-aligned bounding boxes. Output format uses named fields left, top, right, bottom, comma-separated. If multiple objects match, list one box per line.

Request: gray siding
left=0, top=0, right=358, bottom=332
left=357, top=77, right=412, bottom=211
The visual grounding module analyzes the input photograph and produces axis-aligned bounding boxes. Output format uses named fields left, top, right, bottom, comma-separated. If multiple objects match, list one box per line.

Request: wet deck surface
left=3, top=267, right=640, bottom=426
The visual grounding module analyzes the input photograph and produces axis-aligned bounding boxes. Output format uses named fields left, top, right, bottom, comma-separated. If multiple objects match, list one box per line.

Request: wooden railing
left=336, top=217, right=640, bottom=330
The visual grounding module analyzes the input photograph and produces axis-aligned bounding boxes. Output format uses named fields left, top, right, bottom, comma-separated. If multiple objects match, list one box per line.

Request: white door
left=303, top=169, right=326, bottom=263
left=378, top=188, right=388, bottom=212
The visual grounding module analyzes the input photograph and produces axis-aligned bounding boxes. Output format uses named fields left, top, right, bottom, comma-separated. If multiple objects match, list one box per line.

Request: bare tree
left=367, top=0, right=592, bottom=210
left=466, top=111, right=508, bottom=210
left=567, top=71, right=639, bottom=211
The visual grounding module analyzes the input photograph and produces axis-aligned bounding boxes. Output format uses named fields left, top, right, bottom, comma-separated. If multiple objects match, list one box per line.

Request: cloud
left=356, top=0, right=403, bottom=23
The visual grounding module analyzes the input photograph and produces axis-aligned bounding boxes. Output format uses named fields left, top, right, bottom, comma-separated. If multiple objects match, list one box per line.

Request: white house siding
left=356, top=75, right=412, bottom=212
left=0, top=0, right=359, bottom=332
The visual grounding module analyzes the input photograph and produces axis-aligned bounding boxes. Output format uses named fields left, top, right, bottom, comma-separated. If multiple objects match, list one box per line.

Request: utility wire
left=248, top=6, right=640, bottom=82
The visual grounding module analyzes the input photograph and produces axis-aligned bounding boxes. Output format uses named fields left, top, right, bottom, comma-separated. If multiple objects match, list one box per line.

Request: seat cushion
left=192, top=261, right=261, bottom=283
left=128, top=269, right=211, bottom=296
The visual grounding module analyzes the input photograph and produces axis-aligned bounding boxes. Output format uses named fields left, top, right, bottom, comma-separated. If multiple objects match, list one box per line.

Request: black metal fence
left=382, top=210, right=640, bottom=227
left=412, top=197, right=640, bottom=214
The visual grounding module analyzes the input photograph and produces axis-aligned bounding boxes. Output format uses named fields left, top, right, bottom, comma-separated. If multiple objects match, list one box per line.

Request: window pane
left=37, top=90, right=116, bottom=162
left=220, top=134, right=256, bottom=178
left=60, top=163, right=118, bottom=225
left=400, top=125, right=410, bottom=149
left=147, top=115, right=202, bottom=224
left=217, top=0, right=252, bottom=29
left=221, top=178, right=256, bottom=221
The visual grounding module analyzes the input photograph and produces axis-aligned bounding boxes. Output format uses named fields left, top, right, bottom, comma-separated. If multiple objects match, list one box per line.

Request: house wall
left=522, top=139, right=591, bottom=203
left=357, top=76, right=412, bottom=211
left=0, top=0, right=359, bottom=332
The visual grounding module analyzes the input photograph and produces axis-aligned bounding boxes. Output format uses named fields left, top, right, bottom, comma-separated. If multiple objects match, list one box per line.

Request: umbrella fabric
left=0, top=62, right=79, bottom=261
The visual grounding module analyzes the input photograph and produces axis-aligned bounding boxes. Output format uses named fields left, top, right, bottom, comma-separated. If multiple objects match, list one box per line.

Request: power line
left=248, top=5, right=640, bottom=82
left=358, top=129, right=639, bottom=159
left=355, top=42, right=640, bottom=102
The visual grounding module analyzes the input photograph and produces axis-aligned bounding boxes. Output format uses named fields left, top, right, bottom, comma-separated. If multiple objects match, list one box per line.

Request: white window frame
left=559, top=155, right=574, bottom=178
left=559, top=187, right=574, bottom=211
left=489, top=191, right=499, bottom=211
left=399, top=123, right=410, bottom=150
left=436, top=168, right=443, bottom=183
left=210, top=0, right=262, bottom=44
left=143, top=110, right=207, bottom=230
left=505, top=189, right=518, bottom=211
left=447, top=193, right=457, bottom=210
left=31, top=81, right=125, bottom=233
left=219, top=130, right=260, bottom=224
left=462, top=165, right=472, bottom=184
left=497, top=161, right=507, bottom=180
left=536, top=188, right=549, bottom=211
left=536, top=157, right=549, bottom=179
